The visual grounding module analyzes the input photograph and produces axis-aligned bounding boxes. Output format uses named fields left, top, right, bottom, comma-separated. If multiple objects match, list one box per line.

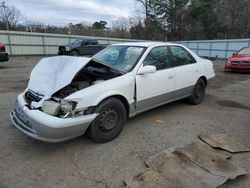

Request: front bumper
left=10, top=93, right=98, bottom=143
left=58, top=51, right=70, bottom=55
left=225, top=63, right=250, bottom=72
left=0, top=52, right=9, bottom=62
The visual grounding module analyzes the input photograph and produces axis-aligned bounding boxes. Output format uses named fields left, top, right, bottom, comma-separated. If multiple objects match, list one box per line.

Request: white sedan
left=10, top=42, right=215, bottom=143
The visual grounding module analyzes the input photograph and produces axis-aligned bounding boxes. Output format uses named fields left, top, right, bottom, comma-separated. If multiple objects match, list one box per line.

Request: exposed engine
left=53, top=60, right=122, bottom=98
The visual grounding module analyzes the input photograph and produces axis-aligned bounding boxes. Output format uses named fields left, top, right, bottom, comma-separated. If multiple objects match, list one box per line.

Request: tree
left=0, top=4, right=23, bottom=30
left=151, top=0, right=190, bottom=40
left=111, top=17, right=131, bottom=38
left=92, top=20, right=107, bottom=29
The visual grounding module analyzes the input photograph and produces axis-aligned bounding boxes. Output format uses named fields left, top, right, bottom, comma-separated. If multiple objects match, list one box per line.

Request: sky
left=4, top=0, right=136, bottom=26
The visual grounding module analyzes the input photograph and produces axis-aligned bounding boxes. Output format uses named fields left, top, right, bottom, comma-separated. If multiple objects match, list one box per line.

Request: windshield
left=93, top=46, right=146, bottom=73
left=70, top=39, right=82, bottom=45
left=237, top=47, right=250, bottom=55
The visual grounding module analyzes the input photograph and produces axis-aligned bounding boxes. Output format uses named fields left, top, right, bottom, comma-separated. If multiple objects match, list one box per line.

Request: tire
left=70, top=50, right=80, bottom=56
left=87, top=98, right=127, bottom=143
left=187, top=79, right=206, bottom=105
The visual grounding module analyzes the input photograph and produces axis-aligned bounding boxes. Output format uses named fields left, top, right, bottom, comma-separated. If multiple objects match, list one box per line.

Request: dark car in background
left=0, top=43, right=9, bottom=62
left=225, top=47, right=250, bottom=72
left=58, top=38, right=108, bottom=56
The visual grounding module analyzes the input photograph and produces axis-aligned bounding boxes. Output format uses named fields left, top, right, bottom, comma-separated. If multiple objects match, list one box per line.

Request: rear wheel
left=187, top=79, right=206, bottom=105
left=87, top=98, right=127, bottom=143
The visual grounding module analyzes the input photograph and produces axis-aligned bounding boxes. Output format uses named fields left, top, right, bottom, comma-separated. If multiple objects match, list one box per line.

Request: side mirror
left=137, top=65, right=156, bottom=75
left=232, top=52, right=237, bottom=56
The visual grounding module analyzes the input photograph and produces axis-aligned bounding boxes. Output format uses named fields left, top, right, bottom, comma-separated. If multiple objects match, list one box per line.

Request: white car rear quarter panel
left=200, top=59, right=215, bottom=80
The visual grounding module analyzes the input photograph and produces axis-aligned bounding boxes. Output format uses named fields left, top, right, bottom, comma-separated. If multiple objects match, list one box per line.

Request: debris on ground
left=146, top=148, right=227, bottom=188
left=124, top=136, right=248, bottom=188
left=176, top=141, right=247, bottom=179
left=199, top=133, right=250, bottom=153
left=124, top=168, right=173, bottom=188
left=155, top=119, right=163, bottom=124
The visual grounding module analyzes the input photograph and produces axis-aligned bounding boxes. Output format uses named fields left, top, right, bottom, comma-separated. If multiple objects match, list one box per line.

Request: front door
left=135, top=46, right=176, bottom=112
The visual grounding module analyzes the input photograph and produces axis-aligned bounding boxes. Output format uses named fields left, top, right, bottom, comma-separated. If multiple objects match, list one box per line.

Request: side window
left=169, top=46, right=196, bottom=67
left=143, top=46, right=171, bottom=70
left=91, top=41, right=98, bottom=45
left=82, top=41, right=90, bottom=46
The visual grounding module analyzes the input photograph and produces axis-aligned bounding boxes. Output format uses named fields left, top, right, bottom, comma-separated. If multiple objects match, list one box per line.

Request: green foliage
left=133, top=0, right=250, bottom=40
left=92, top=21, right=107, bottom=30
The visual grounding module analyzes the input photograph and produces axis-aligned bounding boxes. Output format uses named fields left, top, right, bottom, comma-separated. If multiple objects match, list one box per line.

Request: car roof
left=111, top=41, right=175, bottom=47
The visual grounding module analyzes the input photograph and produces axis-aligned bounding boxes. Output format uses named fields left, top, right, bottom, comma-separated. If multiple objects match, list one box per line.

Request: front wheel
left=70, top=50, right=80, bottom=56
left=87, top=98, right=127, bottom=143
left=187, top=79, right=206, bottom=105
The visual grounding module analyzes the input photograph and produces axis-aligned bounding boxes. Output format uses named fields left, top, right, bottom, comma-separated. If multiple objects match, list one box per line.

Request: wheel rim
left=195, top=83, right=204, bottom=100
left=99, top=108, right=120, bottom=132
left=71, top=51, right=78, bottom=56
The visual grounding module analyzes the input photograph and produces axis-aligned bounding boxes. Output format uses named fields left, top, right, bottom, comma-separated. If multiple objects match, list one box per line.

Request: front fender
left=79, top=90, right=129, bottom=108
left=65, top=74, right=135, bottom=110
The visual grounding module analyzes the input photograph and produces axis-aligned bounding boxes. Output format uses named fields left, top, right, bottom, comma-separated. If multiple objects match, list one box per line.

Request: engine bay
left=52, top=60, right=123, bottom=99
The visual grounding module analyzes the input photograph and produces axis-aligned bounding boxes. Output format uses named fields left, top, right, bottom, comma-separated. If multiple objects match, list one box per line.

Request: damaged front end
left=25, top=58, right=122, bottom=118
left=10, top=56, right=122, bottom=142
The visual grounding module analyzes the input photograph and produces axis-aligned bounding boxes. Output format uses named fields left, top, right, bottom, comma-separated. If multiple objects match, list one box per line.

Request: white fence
left=0, top=30, right=143, bottom=55
left=176, top=39, right=250, bottom=59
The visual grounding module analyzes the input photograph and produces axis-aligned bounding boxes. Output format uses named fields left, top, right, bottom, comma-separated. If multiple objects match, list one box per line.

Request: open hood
left=28, top=56, right=91, bottom=97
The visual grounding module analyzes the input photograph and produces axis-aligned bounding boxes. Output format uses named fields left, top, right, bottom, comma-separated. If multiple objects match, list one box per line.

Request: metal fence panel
left=1, top=30, right=250, bottom=58
left=176, top=38, right=250, bottom=59
left=12, top=46, right=44, bottom=55
left=0, top=30, right=144, bottom=55
left=198, top=49, right=209, bottom=57
left=228, top=41, right=249, bottom=51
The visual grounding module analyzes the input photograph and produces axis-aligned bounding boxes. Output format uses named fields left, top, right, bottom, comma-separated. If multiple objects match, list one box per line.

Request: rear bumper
left=0, top=52, right=9, bottom=62
left=225, top=64, right=250, bottom=72
left=10, top=93, right=98, bottom=143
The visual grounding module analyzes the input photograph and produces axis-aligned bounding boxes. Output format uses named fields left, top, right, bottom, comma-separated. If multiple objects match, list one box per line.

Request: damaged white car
left=10, top=42, right=215, bottom=143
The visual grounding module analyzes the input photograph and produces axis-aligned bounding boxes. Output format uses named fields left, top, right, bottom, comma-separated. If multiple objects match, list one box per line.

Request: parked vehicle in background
left=225, top=47, right=250, bottom=72
left=0, top=43, right=9, bottom=62
left=10, top=42, right=215, bottom=143
left=58, top=38, right=108, bottom=56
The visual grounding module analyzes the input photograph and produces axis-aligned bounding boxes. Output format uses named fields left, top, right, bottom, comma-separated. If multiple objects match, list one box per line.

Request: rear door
left=169, top=46, right=201, bottom=96
left=135, top=46, right=176, bottom=111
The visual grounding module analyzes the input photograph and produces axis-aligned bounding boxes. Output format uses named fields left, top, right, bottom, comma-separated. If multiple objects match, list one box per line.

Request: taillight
left=227, top=60, right=231, bottom=64
left=0, top=45, right=6, bottom=52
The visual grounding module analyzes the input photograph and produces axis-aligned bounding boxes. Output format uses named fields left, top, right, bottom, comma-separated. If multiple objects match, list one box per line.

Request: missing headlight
left=60, top=100, right=76, bottom=116
left=41, top=99, right=77, bottom=118
left=42, top=101, right=61, bottom=116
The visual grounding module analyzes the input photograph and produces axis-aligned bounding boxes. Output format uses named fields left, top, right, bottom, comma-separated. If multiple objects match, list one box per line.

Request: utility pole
left=1, top=1, right=9, bottom=31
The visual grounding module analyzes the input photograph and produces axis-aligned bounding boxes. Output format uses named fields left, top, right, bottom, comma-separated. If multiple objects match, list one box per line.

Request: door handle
left=168, top=75, right=175, bottom=79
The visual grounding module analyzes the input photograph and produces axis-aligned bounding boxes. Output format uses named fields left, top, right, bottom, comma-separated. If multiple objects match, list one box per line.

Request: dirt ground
left=0, top=56, right=249, bottom=188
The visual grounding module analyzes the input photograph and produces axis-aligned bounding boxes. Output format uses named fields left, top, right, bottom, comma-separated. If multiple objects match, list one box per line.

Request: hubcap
left=195, top=84, right=203, bottom=99
left=99, top=108, right=120, bottom=132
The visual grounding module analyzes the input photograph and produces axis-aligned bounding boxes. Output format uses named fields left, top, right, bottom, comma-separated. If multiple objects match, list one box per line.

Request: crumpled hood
left=28, top=56, right=91, bottom=97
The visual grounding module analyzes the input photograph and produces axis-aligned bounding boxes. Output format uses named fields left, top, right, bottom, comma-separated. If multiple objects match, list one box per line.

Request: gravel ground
left=0, top=56, right=249, bottom=188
